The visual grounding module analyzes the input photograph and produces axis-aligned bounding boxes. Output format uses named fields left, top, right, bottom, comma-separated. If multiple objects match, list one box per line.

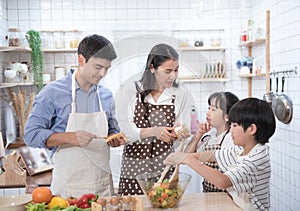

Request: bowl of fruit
left=136, top=171, right=191, bottom=209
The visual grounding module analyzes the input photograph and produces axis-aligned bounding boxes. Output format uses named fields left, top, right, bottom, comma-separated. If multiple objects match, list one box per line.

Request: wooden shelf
left=239, top=11, right=270, bottom=97
left=177, top=46, right=225, bottom=51
left=0, top=46, right=31, bottom=52
left=0, top=81, right=51, bottom=89
left=180, top=77, right=228, bottom=82
left=239, top=73, right=266, bottom=78
left=43, top=48, right=77, bottom=53
left=0, top=46, right=77, bottom=53
left=238, top=39, right=266, bottom=48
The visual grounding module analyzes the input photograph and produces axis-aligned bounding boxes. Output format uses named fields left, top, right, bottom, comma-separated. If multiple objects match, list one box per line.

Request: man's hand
left=74, top=130, right=97, bottom=146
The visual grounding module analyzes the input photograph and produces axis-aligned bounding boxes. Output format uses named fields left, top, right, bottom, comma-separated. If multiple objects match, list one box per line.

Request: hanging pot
left=263, top=77, right=274, bottom=106
left=273, top=76, right=293, bottom=124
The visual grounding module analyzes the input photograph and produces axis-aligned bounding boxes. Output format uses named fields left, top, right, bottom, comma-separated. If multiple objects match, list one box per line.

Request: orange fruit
left=32, top=187, right=53, bottom=203
left=48, top=196, right=69, bottom=209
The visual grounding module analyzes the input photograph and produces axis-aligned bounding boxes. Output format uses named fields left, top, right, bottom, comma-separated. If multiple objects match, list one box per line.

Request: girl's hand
left=195, top=121, right=211, bottom=139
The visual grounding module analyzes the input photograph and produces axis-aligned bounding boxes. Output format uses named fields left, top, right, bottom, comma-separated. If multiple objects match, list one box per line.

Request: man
left=24, top=34, right=125, bottom=198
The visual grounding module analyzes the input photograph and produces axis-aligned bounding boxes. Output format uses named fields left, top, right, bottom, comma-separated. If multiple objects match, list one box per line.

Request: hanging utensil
left=271, top=76, right=280, bottom=111
left=263, top=77, right=274, bottom=106
left=273, top=76, right=293, bottom=124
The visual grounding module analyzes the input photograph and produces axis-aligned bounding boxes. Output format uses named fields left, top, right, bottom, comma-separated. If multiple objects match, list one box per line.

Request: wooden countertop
left=144, top=192, right=241, bottom=211
left=0, top=171, right=52, bottom=188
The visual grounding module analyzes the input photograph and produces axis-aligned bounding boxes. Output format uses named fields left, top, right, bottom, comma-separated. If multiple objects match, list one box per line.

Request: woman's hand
left=152, top=127, right=177, bottom=143
left=106, top=133, right=127, bottom=147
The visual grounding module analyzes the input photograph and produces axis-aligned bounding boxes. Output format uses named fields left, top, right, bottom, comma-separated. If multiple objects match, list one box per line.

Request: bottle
left=121, top=196, right=133, bottom=211
left=97, top=198, right=107, bottom=211
left=240, top=30, right=247, bottom=42
left=247, top=19, right=254, bottom=42
left=110, top=197, right=120, bottom=211
left=190, top=106, right=198, bottom=134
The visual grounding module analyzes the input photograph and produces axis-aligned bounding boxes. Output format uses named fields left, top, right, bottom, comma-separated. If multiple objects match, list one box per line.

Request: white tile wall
left=0, top=0, right=300, bottom=210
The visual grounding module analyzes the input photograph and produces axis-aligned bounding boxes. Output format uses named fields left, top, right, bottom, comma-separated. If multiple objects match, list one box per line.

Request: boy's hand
left=164, top=152, right=189, bottom=165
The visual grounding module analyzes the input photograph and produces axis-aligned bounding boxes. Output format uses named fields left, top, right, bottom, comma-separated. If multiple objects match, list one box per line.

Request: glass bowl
left=0, top=195, right=32, bottom=211
left=136, top=172, right=191, bottom=209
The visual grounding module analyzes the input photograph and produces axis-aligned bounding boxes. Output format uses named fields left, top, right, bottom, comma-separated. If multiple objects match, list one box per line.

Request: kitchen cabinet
left=238, top=10, right=270, bottom=97
left=172, top=29, right=227, bottom=82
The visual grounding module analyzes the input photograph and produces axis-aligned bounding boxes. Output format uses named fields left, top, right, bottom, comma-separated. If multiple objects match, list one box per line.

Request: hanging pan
left=263, top=77, right=274, bottom=106
left=273, top=76, right=293, bottom=124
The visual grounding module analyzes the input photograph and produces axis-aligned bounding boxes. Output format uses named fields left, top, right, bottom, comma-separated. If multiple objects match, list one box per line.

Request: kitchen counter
left=143, top=192, right=241, bottom=211
left=0, top=171, right=52, bottom=188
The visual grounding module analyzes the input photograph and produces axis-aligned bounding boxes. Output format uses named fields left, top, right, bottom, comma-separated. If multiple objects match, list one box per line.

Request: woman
left=116, top=44, right=194, bottom=195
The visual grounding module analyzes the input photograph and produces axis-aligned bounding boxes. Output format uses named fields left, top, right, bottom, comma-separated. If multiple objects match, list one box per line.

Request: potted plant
left=26, top=30, right=44, bottom=91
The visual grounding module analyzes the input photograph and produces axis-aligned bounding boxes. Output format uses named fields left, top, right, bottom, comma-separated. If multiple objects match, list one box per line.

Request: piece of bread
left=174, top=125, right=189, bottom=137
left=105, top=132, right=128, bottom=143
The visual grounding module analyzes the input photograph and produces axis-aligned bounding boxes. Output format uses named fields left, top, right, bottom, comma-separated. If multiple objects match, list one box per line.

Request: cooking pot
left=263, top=77, right=274, bottom=106
left=273, top=76, right=293, bottom=124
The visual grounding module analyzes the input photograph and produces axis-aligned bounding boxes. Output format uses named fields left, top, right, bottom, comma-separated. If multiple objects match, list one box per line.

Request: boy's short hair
left=77, top=34, right=117, bottom=62
left=228, top=98, right=276, bottom=144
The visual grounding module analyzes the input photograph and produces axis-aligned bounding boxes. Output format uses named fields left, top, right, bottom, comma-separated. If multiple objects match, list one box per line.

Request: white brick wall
left=0, top=1, right=299, bottom=210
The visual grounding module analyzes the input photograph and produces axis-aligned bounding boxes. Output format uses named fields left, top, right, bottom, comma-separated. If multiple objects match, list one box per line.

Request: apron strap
left=71, top=70, right=104, bottom=113
left=71, top=71, right=76, bottom=114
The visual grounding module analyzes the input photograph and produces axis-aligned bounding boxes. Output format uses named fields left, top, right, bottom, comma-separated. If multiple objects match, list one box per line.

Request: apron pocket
left=67, top=178, right=113, bottom=198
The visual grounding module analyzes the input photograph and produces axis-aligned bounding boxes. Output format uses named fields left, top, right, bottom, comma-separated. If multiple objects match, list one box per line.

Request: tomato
left=32, top=187, right=53, bottom=203
left=161, top=193, right=168, bottom=199
left=67, top=196, right=78, bottom=205
left=47, top=196, right=69, bottom=209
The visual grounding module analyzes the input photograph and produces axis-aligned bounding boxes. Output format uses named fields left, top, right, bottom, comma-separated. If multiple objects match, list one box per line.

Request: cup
left=25, top=183, right=38, bottom=194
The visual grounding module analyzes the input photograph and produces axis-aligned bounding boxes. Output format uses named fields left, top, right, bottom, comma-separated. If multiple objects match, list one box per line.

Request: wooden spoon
left=168, top=139, right=185, bottom=188
left=152, top=139, right=186, bottom=189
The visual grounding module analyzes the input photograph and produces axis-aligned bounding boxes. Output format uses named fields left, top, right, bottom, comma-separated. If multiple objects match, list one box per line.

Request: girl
left=185, top=92, right=239, bottom=192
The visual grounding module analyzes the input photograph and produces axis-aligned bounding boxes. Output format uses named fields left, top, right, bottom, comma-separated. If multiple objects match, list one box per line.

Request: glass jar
left=8, top=27, right=21, bottom=47
left=109, top=197, right=120, bottom=211
left=68, top=30, right=79, bottom=49
left=53, top=31, right=65, bottom=49
left=97, top=198, right=107, bottom=211
left=41, top=31, right=53, bottom=49
left=121, top=196, right=133, bottom=211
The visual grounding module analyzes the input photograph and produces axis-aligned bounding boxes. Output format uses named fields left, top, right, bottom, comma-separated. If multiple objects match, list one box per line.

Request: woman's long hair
left=134, top=43, right=179, bottom=104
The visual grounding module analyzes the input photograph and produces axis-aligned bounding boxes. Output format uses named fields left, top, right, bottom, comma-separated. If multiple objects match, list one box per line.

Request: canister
left=53, top=31, right=65, bottom=49
left=8, top=27, right=21, bottom=47
left=55, top=67, right=65, bottom=80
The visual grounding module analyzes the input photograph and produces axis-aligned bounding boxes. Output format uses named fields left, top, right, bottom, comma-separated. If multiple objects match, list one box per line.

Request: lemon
left=47, top=196, right=69, bottom=209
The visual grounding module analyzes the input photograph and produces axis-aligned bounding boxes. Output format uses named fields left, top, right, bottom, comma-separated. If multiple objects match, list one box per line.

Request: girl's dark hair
left=135, top=44, right=179, bottom=103
left=77, top=34, right=117, bottom=62
left=229, top=98, right=276, bottom=144
left=208, top=92, right=239, bottom=116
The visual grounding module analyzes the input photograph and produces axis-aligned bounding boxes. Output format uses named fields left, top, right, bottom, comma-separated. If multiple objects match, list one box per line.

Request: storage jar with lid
left=67, top=30, right=79, bottom=48
left=8, top=27, right=21, bottom=47
left=53, top=31, right=65, bottom=49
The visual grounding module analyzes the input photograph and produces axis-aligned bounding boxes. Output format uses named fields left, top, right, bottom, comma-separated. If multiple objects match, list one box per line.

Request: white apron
left=51, top=71, right=114, bottom=198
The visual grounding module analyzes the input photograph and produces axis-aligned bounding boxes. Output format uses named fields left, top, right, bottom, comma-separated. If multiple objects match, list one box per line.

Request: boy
left=164, top=98, right=276, bottom=210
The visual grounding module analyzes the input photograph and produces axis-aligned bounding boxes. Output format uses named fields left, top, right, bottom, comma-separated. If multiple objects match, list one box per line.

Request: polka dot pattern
left=118, top=94, right=176, bottom=195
